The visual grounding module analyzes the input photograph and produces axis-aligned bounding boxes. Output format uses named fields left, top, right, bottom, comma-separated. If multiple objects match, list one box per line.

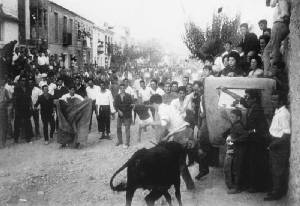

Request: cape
left=56, top=98, right=92, bottom=147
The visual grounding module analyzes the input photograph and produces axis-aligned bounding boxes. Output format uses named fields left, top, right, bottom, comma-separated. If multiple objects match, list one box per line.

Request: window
left=54, top=12, right=58, bottom=42
left=63, top=16, right=67, bottom=33
left=69, top=19, right=73, bottom=33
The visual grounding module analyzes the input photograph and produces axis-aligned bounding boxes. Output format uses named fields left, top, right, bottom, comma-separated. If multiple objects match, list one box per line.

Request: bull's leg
left=163, top=191, right=172, bottom=206
left=125, top=188, right=136, bottom=206
left=145, top=189, right=163, bottom=206
left=174, top=182, right=183, bottom=206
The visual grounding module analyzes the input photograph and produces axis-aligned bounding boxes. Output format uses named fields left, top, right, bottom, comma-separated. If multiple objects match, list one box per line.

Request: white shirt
left=248, top=69, right=264, bottom=78
left=170, top=95, right=193, bottom=118
left=95, top=89, right=115, bottom=113
left=133, top=79, right=141, bottom=91
left=119, top=86, right=137, bottom=99
left=38, top=56, right=46, bottom=66
left=149, top=87, right=165, bottom=96
left=48, top=83, right=57, bottom=95
left=158, top=103, right=189, bottom=134
left=122, top=72, right=133, bottom=81
left=269, top=106, right=291, bottom=138
left=4, top=83, right=14, bottom=99
left=138, top=87, right=151, bottom=102
left=86, top=85, right=101, bottom=100
left=31, top=86, right=43, bottom=105
left=44, top=56, right=49, bottom=65
left=14, top=75, right=20, bottom=83
left=60, top=93, right=84, bottom=102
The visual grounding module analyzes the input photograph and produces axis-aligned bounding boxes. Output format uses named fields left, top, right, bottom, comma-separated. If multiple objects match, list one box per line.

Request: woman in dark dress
left=221, top=88, right=270, bottom=192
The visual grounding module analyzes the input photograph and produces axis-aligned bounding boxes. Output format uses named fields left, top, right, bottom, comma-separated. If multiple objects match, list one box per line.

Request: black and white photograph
left=0, top=0, right=299, bottom=205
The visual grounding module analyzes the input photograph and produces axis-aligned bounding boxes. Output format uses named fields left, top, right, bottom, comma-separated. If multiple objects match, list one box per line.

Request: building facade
left=0, top=0, right=19, bottom=50
left=47, top=1, right=94, bottom=69
left=92, top=24, right=113, bottom=68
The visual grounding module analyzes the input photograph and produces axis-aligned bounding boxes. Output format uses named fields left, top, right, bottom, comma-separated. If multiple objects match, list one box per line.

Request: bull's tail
left=110, top=161, right=129, bottom=192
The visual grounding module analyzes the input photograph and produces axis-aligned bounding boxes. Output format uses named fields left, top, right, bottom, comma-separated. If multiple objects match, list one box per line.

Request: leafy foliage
left=183, top=13, right=242, bottom=58
left=183, top=22, right=206, bottom=59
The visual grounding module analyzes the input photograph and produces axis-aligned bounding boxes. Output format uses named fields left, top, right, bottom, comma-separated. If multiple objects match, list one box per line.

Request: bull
left=110, top=141, right=187, bottom=206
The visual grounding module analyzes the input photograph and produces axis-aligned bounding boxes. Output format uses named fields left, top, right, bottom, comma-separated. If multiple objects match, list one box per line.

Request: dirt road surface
left=0, top=117, right=287, bottom=206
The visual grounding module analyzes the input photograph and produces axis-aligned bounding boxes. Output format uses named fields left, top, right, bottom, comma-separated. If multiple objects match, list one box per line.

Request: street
left=0, top=116, right=286, bottom=206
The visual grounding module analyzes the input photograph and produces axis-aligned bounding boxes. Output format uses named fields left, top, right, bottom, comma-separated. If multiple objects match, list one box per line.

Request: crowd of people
left=0, top=0, right=291, bottom=202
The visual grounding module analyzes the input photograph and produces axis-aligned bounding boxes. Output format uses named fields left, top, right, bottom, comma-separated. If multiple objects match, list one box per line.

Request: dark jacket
left=224, top=120, right=249, bottom=144
left=54, top=86, right=68, bottom=99
left=221, top=66, right=245, bottom=77
left=13, top=86, right=32, bottom=118
left=114, top=93, right=133, bottom=119
left=240, top=32, right=259, bottom=55
left=35, top=94, right=55, bottom=119
left=242, top=101, right=269, bottom=144
left=75, top=85, right=87, bottom=98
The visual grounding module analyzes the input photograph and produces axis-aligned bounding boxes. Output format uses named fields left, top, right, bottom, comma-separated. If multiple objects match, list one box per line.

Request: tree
left=183, top=22, right=206, bottom=59
left=183, top=13, right=242, bottom=58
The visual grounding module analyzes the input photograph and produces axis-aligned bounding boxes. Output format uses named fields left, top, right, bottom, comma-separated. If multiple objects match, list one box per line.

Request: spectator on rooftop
left=204, top=55, right=214, bottom=67
left=263, top=0, right=290, bottom=77
left=248, top=56, right=264, bottom=78
left=200, top=65, right=213, bottom=80
left=239, top=23, right=260, bottom=56
left=221, top=52, right=244, bottom=77
left=259, top=35, right=271, bottom=57
left=258, top=19, right=271, bottom=36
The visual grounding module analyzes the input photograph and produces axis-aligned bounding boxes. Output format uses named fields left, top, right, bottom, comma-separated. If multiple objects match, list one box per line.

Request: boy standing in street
left=95, top=81, right=115, bottom=140
left=222, top=109, right=249, bottom=194
left=114, top=83, right=133, bottom=148
left=34, top=85, right=55, bottom=145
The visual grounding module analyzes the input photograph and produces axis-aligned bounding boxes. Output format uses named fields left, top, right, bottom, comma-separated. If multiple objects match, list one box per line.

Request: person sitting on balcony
left=248, top=56, right=264, bottom=78
left=221, top=52, right=244, bottom=77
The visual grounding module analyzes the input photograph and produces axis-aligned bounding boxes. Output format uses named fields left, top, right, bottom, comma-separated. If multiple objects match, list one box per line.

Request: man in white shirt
left=60, top=86, right=84, bottom=102
left=48, top=78, right=57, bottom=96
left=149, top=79, right=165, bottom=96
left=95, top=81, right=115, bottom=139
left=121, top=70, right=133, bottom=81
left=265, top=93, right=291, bottom=201
left=38, top=52, right=46, bottom=66
left=29, top=78, right=42, bottom=137
left=171, top=86, right=193, bottom=119
left=39, top=73, right=48, bottom=88
left=138, top=80, right=151, bottom=103
left=150, top=94, right=195, bottom=191
left=121, top=78, right=137, bottom=100
left=132, top=73, right=141, bottom=92
left=86, top=78, right=101, bottom=132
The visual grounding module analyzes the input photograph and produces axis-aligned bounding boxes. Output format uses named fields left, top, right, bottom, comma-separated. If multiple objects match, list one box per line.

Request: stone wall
left=288, top=0, right=300, bottom=205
